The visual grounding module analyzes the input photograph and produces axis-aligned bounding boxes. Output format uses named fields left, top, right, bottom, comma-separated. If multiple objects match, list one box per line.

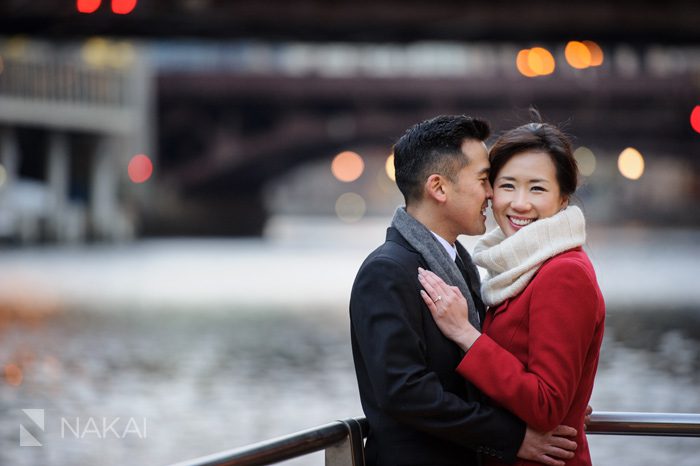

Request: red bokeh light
left=128, top=154, right=153, bottom=184
left=691, top=106, right=700, bottom=134
left=76, top=0, right=101, bottom=13
left=112, top=0, right=138, bottom=14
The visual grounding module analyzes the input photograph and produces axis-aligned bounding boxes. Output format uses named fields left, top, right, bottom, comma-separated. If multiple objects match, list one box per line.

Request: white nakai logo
left=20, top=409, right=45, bottom=447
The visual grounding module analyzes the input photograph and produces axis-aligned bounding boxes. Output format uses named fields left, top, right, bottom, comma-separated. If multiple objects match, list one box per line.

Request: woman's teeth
left=509, top=216, right=534, bottom=227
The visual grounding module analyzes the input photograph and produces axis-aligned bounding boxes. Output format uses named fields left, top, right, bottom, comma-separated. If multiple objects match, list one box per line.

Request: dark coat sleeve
left=351, top=255, right=525, bottom=461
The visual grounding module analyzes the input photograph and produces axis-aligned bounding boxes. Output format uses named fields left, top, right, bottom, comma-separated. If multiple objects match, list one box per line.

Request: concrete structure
left=0, top=38, right=153, bottom=243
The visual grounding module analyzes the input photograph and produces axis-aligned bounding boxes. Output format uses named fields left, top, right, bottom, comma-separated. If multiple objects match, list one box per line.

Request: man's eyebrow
left=478, top=167, right=490, bottom=175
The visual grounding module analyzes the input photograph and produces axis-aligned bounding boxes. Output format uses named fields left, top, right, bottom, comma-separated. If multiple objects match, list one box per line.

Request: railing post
left=325, top=418, right=366, bottom=466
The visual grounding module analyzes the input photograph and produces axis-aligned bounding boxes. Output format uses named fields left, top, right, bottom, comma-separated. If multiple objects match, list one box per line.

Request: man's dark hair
left=393, top=115, right=490, bottom=204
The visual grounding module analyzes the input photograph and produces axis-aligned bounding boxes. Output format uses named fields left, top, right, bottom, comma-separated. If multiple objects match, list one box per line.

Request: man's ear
left=424, top=174, right=447, bottom=203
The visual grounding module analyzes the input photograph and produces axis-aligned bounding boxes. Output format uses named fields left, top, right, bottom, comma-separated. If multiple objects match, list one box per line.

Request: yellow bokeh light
left=573, top=146, right=596, bottom=177
left=335, top=192, right=366, bottom=223
left=109, top=41, right=135, bottom=69
left=385, top=154, right=396, bottom=181
left=583, top=41, right=604, bottom=66
left=618, top=147, right=645, bottom=180
left=0, top=164, right=7, bottom=187
left=528, top=47, right=555, bottom=76
left=331, top=151, right=364, bottom=182
left=565, top=41, right=592, bottom=69
left=516, top=49, right=537, bottom=77
left=6, top=36, right=28, bottom=59
left=0, top=55, right=4, bottom=75
left=82, top=37, right=110, bottom=68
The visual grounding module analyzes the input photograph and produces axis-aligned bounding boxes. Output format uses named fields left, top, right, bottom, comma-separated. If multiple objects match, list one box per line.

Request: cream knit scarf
left=473, top=206, right=586, bottom=307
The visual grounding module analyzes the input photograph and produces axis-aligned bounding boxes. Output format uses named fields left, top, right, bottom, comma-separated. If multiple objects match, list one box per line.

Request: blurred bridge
left=153, top=42, right=700, bottom=235
left=1, top=1, right=700, bottom=238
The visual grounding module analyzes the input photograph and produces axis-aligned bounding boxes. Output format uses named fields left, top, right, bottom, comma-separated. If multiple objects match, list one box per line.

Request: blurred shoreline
left=1, top=215, right=699, bottom=317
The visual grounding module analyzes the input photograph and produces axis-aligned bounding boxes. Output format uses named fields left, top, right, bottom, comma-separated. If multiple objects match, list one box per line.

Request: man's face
left=443, top=139, right=493, bottom=237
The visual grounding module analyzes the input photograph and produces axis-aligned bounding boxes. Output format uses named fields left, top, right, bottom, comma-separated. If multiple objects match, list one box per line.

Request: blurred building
left=0, top=37, right=153, bottom=243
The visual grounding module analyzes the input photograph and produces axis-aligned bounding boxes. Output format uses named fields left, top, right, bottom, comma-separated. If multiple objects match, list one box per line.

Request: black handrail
left=170, top=412, right=700, bottom=466
left=169, top=418, right=368, bottom=466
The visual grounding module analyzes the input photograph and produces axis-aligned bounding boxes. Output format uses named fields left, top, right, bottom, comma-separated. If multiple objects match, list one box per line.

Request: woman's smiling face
left=491, top=150, right=568, bottom=237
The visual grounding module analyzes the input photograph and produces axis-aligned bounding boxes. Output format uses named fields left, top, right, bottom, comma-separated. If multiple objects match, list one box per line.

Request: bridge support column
left=0, top=127, right=19, bottom=190
left=91, top=136, right=128, bottom=241
left=0, top=128, right=20, bottom=240
left=47, top=132, right=74, bottom=241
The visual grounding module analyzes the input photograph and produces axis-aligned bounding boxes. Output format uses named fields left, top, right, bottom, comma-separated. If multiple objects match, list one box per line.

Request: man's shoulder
left=361, top=230, right=422, bottom=269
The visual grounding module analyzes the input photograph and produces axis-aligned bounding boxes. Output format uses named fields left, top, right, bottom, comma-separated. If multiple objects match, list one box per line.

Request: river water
left=1, top=218, right=699, bottom=465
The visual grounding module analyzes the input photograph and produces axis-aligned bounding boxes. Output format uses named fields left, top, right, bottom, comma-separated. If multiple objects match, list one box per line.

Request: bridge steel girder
left=157, top=72, right=700, bottom=197
left=2, top=1, right=700, bottom=45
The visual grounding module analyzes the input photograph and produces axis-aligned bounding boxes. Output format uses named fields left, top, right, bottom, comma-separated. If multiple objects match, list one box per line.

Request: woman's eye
left=531, top=186, right=546, bottom=192
left=499, top=183, right=514, bottom=189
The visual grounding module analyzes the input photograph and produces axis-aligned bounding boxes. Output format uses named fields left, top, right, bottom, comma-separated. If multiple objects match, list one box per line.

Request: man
left=350, top=115, right=577, bottom=466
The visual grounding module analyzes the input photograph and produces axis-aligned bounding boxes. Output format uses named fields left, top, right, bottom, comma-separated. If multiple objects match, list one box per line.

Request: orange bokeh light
left=516, top=49, right=537, bottom=78
left=528, top=47, right=555, bottom=76
left=565, top=41, right=592, bottom=69
left=690, top=106, right=700, bottom=134
left=4, top=363, right=23, bottom=386
left=128, top=154, right=153, bottom=183
left=583, top=41, right=604, bottom=66
left=112, top=0, right=138, bottom=14
left=76, top=0, right=101, bottom=13
left=331, top=151, right=364, bottom=182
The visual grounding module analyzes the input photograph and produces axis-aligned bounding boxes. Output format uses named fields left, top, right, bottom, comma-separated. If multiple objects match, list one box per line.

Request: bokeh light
left=76, top=0, right=102, bottom=14
left=128, top=154, right=154, bottom=183
left=583, top=41, right=604, bottom=66
left=331, top=151, right=364, bottom=182
left=110, top=41, right=136, bottom=69
left=573, top=146, right=597, bottom=177
left=516, top=49, right=538, bottom=77
left=565, top=41, right=592, bottom=69
left=6, top=36, right=29, bottom=60
left=385, top=154, right=396, bottom=181
left=112, top=0, right=138, bottom=15
left=528, top=47, right=555, bottom=76
left=4, top=363, right=23, bottom=386
left=0, top=55, right=4, bottom=75
left=618, top=147, right=645, bottom=180
left=335, top=192, right=366, bottom=223
left=690, top=106, right=700, bottom=134
left=0, top=164, right=7, bottom=187
left=82, top=37, right=110, bottom=68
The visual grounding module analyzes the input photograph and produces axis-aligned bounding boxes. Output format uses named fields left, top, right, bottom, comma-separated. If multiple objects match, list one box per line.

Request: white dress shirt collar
left=430, top=231, right=457, bottom=261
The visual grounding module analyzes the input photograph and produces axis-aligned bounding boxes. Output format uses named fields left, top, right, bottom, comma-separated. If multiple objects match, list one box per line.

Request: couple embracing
left=350, top=114, right=605, bottom=466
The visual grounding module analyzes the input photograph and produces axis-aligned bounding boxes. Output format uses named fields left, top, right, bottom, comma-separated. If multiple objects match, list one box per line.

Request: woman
left=418, top=121, right=605, bottom=465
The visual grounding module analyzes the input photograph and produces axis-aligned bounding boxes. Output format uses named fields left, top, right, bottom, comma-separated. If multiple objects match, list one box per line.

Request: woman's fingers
left=418, top=267, right=451, bottom=298
left=420, top=290, right=438, bottom=314
left=417, top=268, right=441, bottom=301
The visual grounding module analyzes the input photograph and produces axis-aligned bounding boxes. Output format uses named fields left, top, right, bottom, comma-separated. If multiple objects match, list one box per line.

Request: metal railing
left=170, top=418, right=367, bottom=466
left=586, top=411, right=700, bottom=437
left=171, top=412, right=700, bottom=466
